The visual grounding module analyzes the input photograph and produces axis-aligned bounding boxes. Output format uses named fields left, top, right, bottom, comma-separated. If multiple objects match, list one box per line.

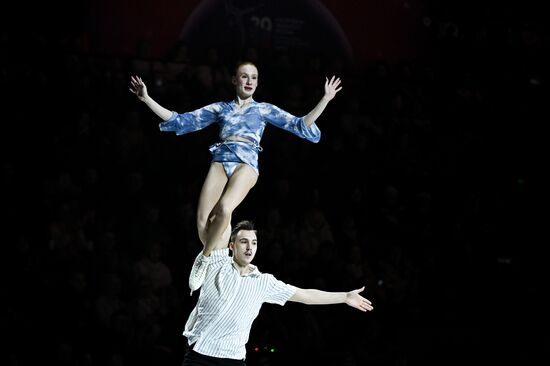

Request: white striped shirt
left=183, top=248, right=296, bottom=360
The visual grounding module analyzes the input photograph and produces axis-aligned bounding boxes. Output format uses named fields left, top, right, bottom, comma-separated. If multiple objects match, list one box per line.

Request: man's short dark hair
left=230, top=220, right=257, bottom=243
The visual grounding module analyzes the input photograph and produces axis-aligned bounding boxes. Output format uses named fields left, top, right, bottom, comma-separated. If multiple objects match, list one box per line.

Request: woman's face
left=233, top=64, right=258, bottom=99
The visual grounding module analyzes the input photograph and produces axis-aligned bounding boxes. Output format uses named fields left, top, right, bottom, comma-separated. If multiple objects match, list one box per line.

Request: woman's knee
left=212, top=202, right=233, bottom=219
left=197, top=207, right=211, bottom=225
left=196, top=214, right=208, bottom=234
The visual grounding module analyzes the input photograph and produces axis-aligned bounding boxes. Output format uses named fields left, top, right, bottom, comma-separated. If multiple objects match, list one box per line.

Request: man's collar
left=232, top=261, right=260, bottom=277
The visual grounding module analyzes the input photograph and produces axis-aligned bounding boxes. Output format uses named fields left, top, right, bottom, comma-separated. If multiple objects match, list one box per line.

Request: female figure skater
left=130, top=62, right=342, bottom=290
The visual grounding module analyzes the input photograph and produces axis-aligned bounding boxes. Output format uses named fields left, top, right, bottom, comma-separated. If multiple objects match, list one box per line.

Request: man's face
left=230, top=229, right=257, bottom=266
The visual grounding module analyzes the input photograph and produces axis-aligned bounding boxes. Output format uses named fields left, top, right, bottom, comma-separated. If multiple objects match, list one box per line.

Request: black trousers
left=182, top=345, right=246, bottom=366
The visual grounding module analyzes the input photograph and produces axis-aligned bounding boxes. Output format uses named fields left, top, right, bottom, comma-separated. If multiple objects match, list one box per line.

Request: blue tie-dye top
left=159, top=100, right=321, bottom=144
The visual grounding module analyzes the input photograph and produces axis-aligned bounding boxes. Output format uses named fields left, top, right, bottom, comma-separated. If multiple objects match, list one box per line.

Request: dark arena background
left=2, top=0, right=545, bottom=365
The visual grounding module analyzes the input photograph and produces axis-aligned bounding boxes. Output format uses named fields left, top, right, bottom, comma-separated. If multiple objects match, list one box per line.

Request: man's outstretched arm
left=289, top=286, right=373, bottom=312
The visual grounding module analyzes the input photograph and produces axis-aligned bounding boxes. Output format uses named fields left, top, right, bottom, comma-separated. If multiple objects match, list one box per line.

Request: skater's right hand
left=129, top=75, right=148, bottom=101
